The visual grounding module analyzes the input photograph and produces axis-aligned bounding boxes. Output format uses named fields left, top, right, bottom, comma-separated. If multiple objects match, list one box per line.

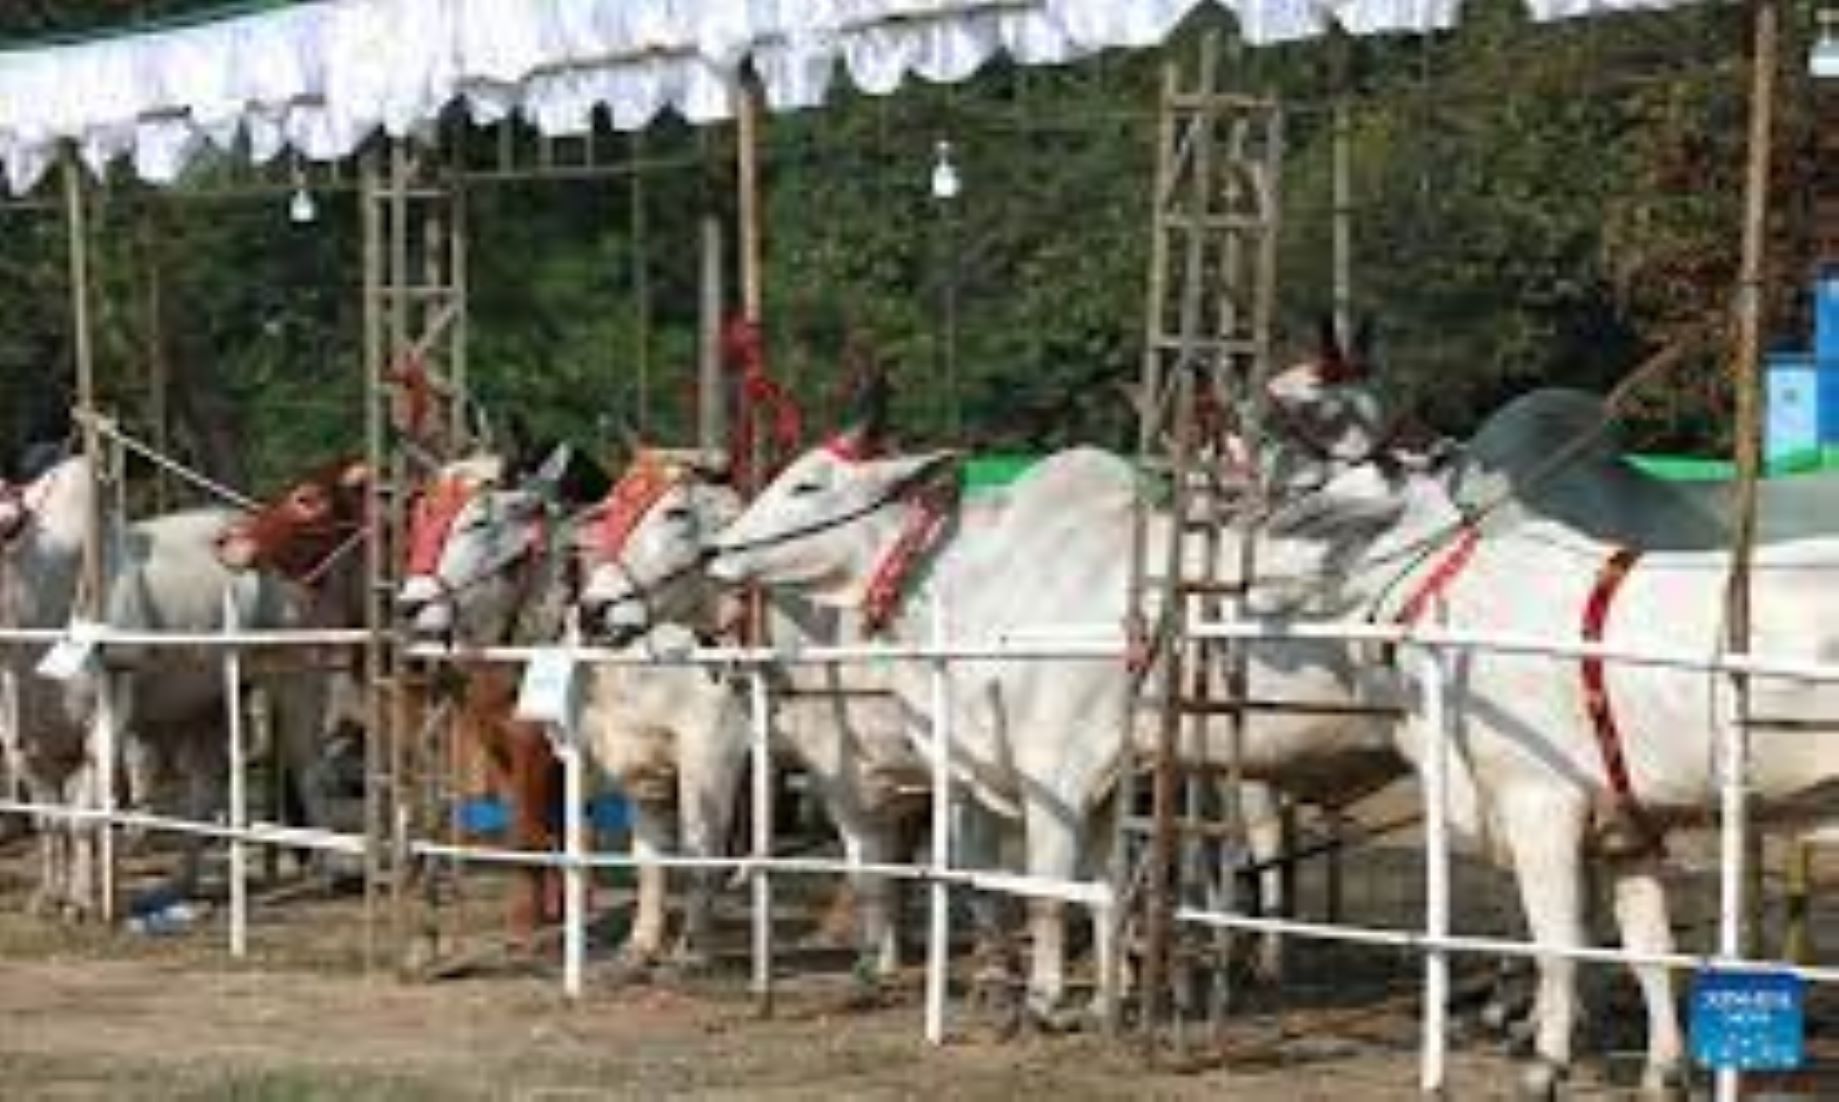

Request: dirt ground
left=0, top=807, right=1836, bottom=1100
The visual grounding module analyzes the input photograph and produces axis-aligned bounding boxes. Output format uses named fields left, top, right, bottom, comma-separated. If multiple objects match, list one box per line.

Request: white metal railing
left=0, top=604, right=1832, bottom=1097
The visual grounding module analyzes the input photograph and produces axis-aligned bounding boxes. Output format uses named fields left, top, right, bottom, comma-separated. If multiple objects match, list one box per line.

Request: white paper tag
left=36, top=619, right=103, bottom=682
left=515, top=647, right=579, bottom=730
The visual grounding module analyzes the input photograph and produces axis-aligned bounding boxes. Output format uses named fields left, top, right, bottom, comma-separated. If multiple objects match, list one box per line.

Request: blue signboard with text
left=1690, top=969, right=1805, bottom=1072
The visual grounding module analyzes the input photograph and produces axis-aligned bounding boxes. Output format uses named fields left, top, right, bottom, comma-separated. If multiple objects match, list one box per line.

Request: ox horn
left=834, top=359, right=891, bottom=458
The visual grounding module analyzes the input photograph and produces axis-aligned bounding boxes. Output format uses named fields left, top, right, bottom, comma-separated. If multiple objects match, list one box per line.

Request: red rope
left=722, top=316, right=802, bottom=492
left=386, top=353, right=435, bottom=441
left=1580, top=546, right=1656, bottom=846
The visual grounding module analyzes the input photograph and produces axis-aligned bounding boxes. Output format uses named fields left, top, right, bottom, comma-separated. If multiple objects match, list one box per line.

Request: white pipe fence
left=0, top=608, right=1833, bottom=1096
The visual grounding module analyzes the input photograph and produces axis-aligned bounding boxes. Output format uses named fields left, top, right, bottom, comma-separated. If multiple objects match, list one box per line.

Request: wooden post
left=360, top=145, right=386, bottom=976
left=62, top=148, right=115, bottom=926
left=1720, top=3, right=1777, bottom=1099
left=698, top=215, right=725, bottom=452
left=1330, top=33, right=1353, bottom=342
left=630, top=133, right=654, bottom=435
left=736, top=81, right=764, bottom=328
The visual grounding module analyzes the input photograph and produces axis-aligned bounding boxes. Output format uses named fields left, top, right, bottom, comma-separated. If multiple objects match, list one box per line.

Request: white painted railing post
left=224, top=590, right=247, bottom=959
left=1414, top=644, right=1451, bottom=1096
left=1717, top=701, right=1751, bottom=1102
left=94, top=652, right=117, bottom=927
left=925, top=583, right=953, bottom=1045
left=749, top=667, right=774, bottom=1014
left=561, top=671, right=586, bottom=1000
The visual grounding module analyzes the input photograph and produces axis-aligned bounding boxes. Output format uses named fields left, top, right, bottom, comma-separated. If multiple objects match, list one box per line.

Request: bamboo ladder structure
left=1107, top=33, right=1282, bottom=1052
left=361, top=135, right=471, bottom=973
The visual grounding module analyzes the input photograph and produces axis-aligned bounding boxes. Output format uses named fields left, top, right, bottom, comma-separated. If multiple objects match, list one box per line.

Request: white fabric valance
left=0, top=0, right=1706, bottom=194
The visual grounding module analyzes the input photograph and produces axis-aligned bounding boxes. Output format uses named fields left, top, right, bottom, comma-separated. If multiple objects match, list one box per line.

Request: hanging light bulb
left=288, top=152, right=317, bottom=224
left=289, top=185, right=318, bottom=224
left=1814, top=9, right=1839, bottom=78
left=931, top=139, right=961, bottom=202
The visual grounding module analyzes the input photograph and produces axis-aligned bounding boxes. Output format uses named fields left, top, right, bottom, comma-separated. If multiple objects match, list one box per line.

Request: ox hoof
left=603, top=945, right=663, bottom=985
left=1024, top=996, right=1087, bottom=1036
left=1592, top=805, right=1662, bottom=861
left=965, top=971, right=1022, bottom=1040
left=1515, top=1057, right=1567, bottom=1101
left=25, top=888, right=58, bottom=920
left=656, top=949, right=714, bottom=982
left=1639, top=1064, right=1688, bottom=1100
left=1500, top=1016, right=1539, bottom=1058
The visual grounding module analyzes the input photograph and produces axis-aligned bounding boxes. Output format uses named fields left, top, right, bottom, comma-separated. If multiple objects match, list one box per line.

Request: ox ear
left=832, top=363, right=892, bottom=459
left=464, top=398, right=495, bottom=450
left=338, top=460, right=371, bottom=490
left=1317, top=314, right=1344, bottom=365
left=600, top=412, right=643, bottom=456
left=1350, top=316, right=1376, bottom=376
left=505, top=412, right=537, bottom=473
left=878, top=449, right=958, bottom=494
left=529, top=442, right=573, bottom=496
left=1264, top=464, right=1401, bottom=543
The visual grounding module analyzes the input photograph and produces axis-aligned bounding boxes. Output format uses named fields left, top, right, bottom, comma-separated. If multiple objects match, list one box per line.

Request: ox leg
left=169, top=729, right=224, bottom=903
left=807, top=776, right=899, bottom=983
left=26, top=770, right=65, bottom=918
left=1503, top=790, right=1588, bottom=1101
left=1609, top=858, right=1686, bottom=1097
left=62, top=761, right=99, bottom=922
left=269, top=675, right=335, bottom=876
left=959, top=799, right=1021, bottom=1030
left=622, top=799, right=674, bottom=970
left=1239, top=781, right=1287, bottom=986
left=506, top=724, right=563, bottom=941
left=847, top=821, right=901, bottom=983
left=671, top=744, right=747, bottom=973
left=1022, top=799, right=1083, bottom=1031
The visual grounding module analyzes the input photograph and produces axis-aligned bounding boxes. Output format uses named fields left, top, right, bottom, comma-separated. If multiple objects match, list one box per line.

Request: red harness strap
left=1396, top=526, right=1483, bottom=632
left=862, top=479, right=959, bottom=636
left=1581, top=547, right=1648, bottom=823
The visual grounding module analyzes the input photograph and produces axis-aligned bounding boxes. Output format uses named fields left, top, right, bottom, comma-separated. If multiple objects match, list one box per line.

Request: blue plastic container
left=1814, top=266, right=1839, bottom=364
left=457, top=795, right=511, bottom=836
left=1766, top=353, right=1820, bottom=463
left=454, top=792, right=632, bottom=839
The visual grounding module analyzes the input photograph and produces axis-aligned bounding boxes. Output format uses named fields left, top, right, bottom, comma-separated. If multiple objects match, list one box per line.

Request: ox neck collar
left=861, top=469, right=961, bottom=637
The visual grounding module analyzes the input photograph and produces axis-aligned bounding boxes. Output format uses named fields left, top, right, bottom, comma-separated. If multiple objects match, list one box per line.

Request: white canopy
left=0, top=0, right=1699, bottom=194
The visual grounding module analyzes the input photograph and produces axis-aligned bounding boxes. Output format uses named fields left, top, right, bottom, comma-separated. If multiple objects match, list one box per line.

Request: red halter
left=405, top=475, right=475, bottom=576
left=591, top=455, right=678, bottom=562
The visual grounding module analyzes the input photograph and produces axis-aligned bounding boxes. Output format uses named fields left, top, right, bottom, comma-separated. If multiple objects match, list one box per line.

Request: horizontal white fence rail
left=0, top=611, right=1830, bottom=1098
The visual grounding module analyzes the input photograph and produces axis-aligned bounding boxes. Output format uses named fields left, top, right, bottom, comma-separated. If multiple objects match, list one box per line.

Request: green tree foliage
left=0, top=1, right=1813, bottom=491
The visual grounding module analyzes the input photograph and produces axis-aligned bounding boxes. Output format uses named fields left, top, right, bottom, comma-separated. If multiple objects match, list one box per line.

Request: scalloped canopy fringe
left=0, top=0, right=1698, bottom=194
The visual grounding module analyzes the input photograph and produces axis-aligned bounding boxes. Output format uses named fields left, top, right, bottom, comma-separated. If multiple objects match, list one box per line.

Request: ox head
left=216, top=456, right=371, bottom=582
left=709, top=378, right=955, bottom=608
left=397, top=444, right=608, bottom=641
left=1256, top=316, right=1390, bottom=496
left=0, top=450, right=90, bottom=549
left=1247, top=459, right=1454, bottom=617
left=575, top=448, right=742, bottom=643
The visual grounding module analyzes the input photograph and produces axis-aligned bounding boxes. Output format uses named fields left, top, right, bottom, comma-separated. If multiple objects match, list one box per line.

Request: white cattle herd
left=0, top=327, right=1833, bottom=1097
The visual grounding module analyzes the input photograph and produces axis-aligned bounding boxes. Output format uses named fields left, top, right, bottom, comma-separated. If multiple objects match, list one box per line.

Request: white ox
left=1243, top=455, right=1839, bottom=1097
left=0, top=452, right=329, bottom=918
left=575, top=449, right=936, bottom=981
left=396, top=449, right=760, bottom=969
left=707, top=430, right=1403, bottom=1023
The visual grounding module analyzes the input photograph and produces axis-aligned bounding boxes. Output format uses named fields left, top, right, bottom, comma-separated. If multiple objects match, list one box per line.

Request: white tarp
left=0, top=0, right=1701, bottom=193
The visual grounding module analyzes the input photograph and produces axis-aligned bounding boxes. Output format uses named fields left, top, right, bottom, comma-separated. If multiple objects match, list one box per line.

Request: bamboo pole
left=698, top=216, right=724, bottom=452
left=737, top=82, right=764, bottom=328
left=1718, top=1, right=1778, bottom=1099
left=359, top=145, right=387, bottom=977
left=62, top=148, right=117, bottom=926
